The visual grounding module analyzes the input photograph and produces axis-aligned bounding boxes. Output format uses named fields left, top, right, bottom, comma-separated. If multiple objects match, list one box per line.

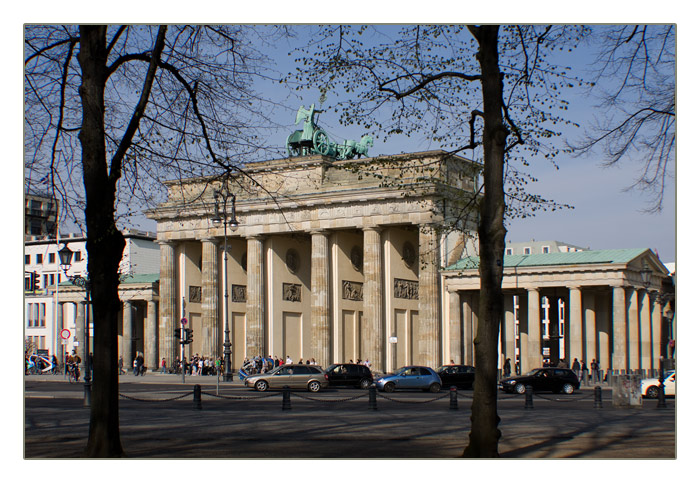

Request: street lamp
left=213, top=186, right=238, bottom=382
left=58, top=243, right=91, bottom=407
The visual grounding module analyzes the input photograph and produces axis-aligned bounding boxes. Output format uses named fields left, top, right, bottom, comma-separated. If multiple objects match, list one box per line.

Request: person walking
left=572, top=358, right=581, bottom=380
left=503, top=358, right=511, bottom=377
left=161, top=357, right=167, bottom=374
left=591, top=359, right=600, bottom=384
left=118, top=355, right=125, bottom=375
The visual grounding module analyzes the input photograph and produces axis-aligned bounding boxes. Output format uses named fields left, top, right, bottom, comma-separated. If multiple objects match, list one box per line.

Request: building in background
left=505, top=239, right=588, bottom=256
left=25, top=192, right=58, bottom=239
left=24, top=230, right=159, bottom=365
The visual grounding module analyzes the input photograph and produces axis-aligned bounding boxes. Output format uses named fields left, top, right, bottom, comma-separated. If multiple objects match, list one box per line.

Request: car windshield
left=394, top=367, right=409, bottom=375
left=436, top=366, right=449, bottom=372
left=524, top=369, right=541, bottom=376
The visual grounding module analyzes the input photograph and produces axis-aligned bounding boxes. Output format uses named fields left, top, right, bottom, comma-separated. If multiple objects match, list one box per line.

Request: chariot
left=286, top=104, right=373, bottom=160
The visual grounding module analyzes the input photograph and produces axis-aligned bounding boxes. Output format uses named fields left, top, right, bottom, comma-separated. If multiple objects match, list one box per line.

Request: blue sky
left=257, top=25, right=677, bottom=262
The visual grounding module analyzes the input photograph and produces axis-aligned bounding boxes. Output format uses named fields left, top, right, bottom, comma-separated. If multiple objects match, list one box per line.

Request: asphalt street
left=24, top=372, right=676, bottom=459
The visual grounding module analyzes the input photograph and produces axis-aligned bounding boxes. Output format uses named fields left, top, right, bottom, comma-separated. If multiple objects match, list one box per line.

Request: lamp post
left=58, top=243, right=91, bottom=407
left=213, top=186, right=237, bottom=382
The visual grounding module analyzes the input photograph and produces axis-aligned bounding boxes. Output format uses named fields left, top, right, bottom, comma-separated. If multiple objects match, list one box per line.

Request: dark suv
left=324, top=363, right=373, bottom=389
left=499, top=367, right=580, bottom=394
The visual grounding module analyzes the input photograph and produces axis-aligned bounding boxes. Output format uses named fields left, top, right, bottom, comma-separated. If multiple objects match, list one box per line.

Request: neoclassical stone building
left=443, top=249, right=674, bottom=376
left=143, top=150, right=674, bottom=376
left=146, top=151, right=479, bottom=372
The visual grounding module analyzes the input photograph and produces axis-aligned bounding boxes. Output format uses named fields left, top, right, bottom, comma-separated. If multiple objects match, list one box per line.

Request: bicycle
left=67, top=363, right=81, bottom=383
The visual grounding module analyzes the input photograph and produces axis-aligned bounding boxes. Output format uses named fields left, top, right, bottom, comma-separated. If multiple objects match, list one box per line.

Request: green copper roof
left=445, top=248, right=650, bottom=271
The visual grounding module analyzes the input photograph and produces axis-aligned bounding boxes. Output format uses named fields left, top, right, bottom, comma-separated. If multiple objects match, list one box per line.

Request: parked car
left=243, top=364, right=329, bottom=392
left=641, top=371, right=675, bottom=398
left=324, top=363, right=373, bottom=389
left=499, top=367, right=580, bottom=394
left=375, top=366, right=442, bottom=393
left=436, top=364, right=476, bottom=389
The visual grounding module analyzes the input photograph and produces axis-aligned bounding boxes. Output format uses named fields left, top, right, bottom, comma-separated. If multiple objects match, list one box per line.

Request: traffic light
left=184, top=328, right=193, bottom=344
left=32, top=272, right=40, bottom=291
left=173, top=328, right=181, bottom=339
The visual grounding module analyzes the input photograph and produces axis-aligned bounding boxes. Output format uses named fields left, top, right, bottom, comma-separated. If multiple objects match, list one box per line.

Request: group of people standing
left=569, top=357, right=602, bottom=383
left=241, top=355, right=323, bottom=375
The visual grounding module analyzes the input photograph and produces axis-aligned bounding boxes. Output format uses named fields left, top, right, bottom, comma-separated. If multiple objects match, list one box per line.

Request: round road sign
left=60, top=329, right=71, bottom=340
left=181, top=318, right=188, bottom=325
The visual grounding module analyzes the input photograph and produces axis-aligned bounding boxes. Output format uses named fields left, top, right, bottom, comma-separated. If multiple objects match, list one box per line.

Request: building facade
left=442, top=249, right=674, bottom=376
left=24, top=230, right=160, bottom=365
left=145, top=151, right=480, bottom=372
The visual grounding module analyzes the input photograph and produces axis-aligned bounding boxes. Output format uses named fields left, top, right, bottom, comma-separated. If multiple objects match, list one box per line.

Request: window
left=36, top=254, right=43, bottom=264
left=542, top=246, right=550, bottom=254
left=48, top=253, right=55, bottom=264
left=524, top=247, right=531, bottom=255
left=39, top=303, right=46, bottom=327
left=25, top=255, right=30, bottom=264
left=505, top=248, right=513, bottom=255
left=74, top=251, right=82, bottom=262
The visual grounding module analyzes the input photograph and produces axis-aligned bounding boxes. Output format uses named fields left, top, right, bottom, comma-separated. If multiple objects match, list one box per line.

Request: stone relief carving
left=189, top=286, right=202, bottom=303
left=342, top=280, right=363, bottom=301
left=283, top=282, right=302, bottom=302
left=231, top=284, right=247, bottom=303
left=402, top=241, right=416, bottom=268
left=285, top=248, right=300, bottom=274
left=394, top=278, right=418, bottom=300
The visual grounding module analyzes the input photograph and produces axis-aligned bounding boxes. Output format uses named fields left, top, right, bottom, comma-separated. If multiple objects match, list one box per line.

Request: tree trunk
left=463, top=25, right=507, bottom=458
left=78, top=25, right=126, bottom=457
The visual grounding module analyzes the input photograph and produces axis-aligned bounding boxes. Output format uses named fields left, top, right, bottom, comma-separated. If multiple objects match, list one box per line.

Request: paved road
left=24, top=372, right=676, bottom=459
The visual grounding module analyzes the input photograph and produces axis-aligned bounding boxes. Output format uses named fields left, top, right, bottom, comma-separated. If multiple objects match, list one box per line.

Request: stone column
left=568, top=286, right=583, bottom=367
left=651, top=294, right=662, bottom=363
left=201, top=238, right=219, bottom=357
left=583, top=291, right=597, bottom=367
left=418, top=225, right=440, bottom=368
left=75, top=301, right=86, bottom=372
left=503, top=294, right=516, bottom=369
left=362, top=226, right=383, bottom=369
left=628, top=289, right=640, bottom=371
left=145, top=299, right=158, bottom=370
left=448, top=291, right=462, bottom=364
left=122, top=301, right=133, bottom=366
left=56, top=302, right=64, bottom=363
left=246, top=236, right=265, bottom=357
left=639, top=290, right=652, bottom=372
left=310, top=231, right=331, bottom=367
left=158, top=241, right=177, bottom=366
left=525, top=288, right=541, bottom=373
left=612, top=286, right=627, bottom=372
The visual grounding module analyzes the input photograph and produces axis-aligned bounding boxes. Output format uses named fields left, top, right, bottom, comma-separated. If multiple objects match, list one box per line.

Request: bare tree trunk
left=78, top=25, right=126, bottom=457
left=463, top=25, right=507, bottom=458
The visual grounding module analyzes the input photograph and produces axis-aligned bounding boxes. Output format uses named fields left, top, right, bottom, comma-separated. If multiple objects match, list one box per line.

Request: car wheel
left=255, top=380, right=268, bottom=392
left=429, top=382, right=441, bottom=393
left=514, top=383, right=526, bottom=394
left=359, top=378, right=372, bottom=390
left=384, top=382, right=395, bottom=393
left=646, top=385, right=659, bottom=399
left=307, top=380, right=321, bottom=393
left=562, top=383, right=574, bottom=395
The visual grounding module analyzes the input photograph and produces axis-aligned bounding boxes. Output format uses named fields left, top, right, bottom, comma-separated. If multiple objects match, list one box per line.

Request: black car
left=499, top=367, right=580, bottom=394
left=324, top=363, right=373, bottom=389
left=436, top=364, right=476, bottom=389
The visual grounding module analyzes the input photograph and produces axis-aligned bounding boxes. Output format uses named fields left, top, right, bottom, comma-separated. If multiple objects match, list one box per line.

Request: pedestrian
left=572, top=358, right=581, bottom=380
left=503, top=358, right=511, bottom=377
left=557, top=358, right=567, bottom=368
left=591, top=359, right=600, bottom=384
left=580, top=360, right=588, bottom=383
left=118, top=355, right=125, bottom=375
left=286, top=355, right=292, bottom=364
left=161, top=357, right=167, bottom=374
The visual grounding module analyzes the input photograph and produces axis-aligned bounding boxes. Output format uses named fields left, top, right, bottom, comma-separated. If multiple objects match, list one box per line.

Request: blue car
left=375, top=366, right=442, bottom=393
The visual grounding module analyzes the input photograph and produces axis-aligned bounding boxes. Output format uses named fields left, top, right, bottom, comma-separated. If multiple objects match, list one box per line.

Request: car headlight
left=505, top=380, right=516, bottom=385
